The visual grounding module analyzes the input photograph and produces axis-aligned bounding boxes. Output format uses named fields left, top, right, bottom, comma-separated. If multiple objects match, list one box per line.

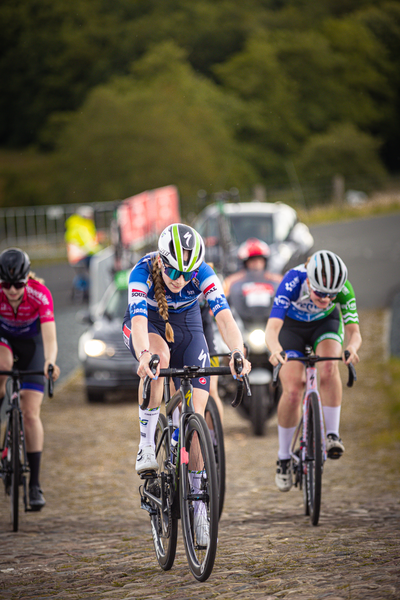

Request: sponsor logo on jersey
left=204, top=282, right=217, bottom=297
left=285, top=276, right=299, bottom=292
left=274, top=295, right=291, bottom=309
left=27, top=286, right=50, bottom=305
left=343, top=299, right=357, bottom=311
left=131, top=289, right=146, bottom=298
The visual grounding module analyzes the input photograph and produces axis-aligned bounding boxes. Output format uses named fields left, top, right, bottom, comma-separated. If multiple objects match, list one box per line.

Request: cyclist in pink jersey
left=0, top=248, right=60, bottom=510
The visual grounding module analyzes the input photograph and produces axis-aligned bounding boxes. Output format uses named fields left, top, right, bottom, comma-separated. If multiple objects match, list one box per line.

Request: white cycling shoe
left=275, top=458, right=293, bottom=492
left=135, top=445, right=158, bottom=473
left=194, top=504, right=210, bottom=547
left=326, top=434, right=345, bottom=459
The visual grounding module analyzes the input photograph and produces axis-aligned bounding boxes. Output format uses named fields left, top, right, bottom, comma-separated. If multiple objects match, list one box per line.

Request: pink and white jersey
left=0, top=278, right=55, bottom=338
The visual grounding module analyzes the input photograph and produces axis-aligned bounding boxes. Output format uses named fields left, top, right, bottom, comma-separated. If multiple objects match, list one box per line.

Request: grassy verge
left=297, top=192, right=400, bottom=226
left=379, top=358, right=400, bottom=446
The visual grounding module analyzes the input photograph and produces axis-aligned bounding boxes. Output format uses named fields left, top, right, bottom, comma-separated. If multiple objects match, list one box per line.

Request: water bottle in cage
left=170, top=428, right=179, bottom=464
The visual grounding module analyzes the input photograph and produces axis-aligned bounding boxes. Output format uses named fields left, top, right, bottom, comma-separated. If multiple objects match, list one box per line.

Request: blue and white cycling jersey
left=270, top=264, right=359, bottom=324
left=128, top=252, right=230, bottom=319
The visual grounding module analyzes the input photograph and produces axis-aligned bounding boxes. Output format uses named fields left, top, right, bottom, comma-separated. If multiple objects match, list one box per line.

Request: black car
left=192, top=200, right=314, bottom=275
left=78, top=270, right=139, bottom=403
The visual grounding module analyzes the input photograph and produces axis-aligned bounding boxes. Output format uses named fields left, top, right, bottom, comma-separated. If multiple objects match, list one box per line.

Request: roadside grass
left=297, top=192, right=400, bottom=226
left=378, top=357, right=400, bottom=447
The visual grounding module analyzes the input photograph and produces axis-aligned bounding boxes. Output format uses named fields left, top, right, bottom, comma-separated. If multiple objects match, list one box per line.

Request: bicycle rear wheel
left=205, top=395, right=225, bottom=519
left=180, top=413, right=219, bottom=582
left=305, top=392, right=322, bottom=526
left=10, top=407, right=20, bottom=532
left=149, top=413, right=178, bottom=571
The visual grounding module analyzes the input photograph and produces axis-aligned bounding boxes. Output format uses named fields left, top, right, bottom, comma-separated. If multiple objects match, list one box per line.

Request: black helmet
left=0, top=248, right=31, bottom=283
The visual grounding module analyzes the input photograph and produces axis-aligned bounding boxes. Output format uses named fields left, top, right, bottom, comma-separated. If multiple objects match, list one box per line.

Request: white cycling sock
left=138, top=406, right=160, bottom=450
left=277, top=425, right=297, bottom=460
left=172, top=407, right=180, bottom=428
left=189, top=470, right=206, bottom=515
left=323, top=405, right=341, bottom=437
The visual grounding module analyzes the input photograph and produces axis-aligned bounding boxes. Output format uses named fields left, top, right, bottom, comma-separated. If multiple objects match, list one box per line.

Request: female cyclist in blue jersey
left=265, top=250, right=362, bottom=492
left=123, top=223, right=250, bottom=474
left=123, top=224, right=250, bottom=545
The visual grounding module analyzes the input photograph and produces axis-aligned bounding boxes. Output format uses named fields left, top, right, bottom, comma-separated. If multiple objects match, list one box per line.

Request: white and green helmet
left=158, top=223, right=205, bottom=272
left=307, top=250, right=348, bottom=294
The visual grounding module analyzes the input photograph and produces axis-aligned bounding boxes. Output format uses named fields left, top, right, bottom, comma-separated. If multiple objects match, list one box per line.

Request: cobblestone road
left=1, top=309, right=399, bottom=600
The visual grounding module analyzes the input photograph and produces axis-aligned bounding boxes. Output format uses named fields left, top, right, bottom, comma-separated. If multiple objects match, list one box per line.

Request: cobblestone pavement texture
left=0, top=310, right=399, bottom=600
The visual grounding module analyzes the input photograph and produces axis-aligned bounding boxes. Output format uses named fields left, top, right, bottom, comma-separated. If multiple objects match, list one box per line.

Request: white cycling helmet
left=158, top=223, right=205, bottom=272
left=307, top=250, right=348, bottom=294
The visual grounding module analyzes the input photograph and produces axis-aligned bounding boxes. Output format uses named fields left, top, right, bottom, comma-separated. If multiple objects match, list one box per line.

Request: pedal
left=327, top=449, right=342, bottom=460
left=139, top=469, right=157, bottom=480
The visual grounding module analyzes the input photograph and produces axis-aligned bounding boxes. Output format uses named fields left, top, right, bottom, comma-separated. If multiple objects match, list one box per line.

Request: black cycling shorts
left=0, top=332, right=45, bottom=392
left=123, top=303, right=211, bottom=392
left=278, top=307, right=344, bottom=357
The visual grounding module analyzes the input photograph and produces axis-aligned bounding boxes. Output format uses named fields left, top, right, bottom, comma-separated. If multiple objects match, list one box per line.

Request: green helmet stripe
left=187, top=231, right=201, bottom=271
left=172, top=225, right=184, bottom=271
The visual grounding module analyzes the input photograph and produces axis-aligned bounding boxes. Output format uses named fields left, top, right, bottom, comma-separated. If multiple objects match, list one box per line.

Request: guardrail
left=0, top=201, right=117, bottom=259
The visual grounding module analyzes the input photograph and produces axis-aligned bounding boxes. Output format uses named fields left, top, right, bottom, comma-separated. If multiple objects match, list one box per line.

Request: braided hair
left=152, top=255, right=174, bottom=343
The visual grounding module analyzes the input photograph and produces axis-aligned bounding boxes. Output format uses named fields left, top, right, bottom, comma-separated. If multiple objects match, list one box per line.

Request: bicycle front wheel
left=10, top=407, right=20, bottom=532
left=180, top=413, right=219, bottom=582
left=305, top=392, right=323, bottom=526
left=205, top=396, right=226, bottom=519
left=149, top=413, right=178, bottom=571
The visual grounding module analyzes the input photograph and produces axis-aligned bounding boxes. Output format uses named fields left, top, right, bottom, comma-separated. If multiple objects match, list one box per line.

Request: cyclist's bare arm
left=214, top=309, right=251, bottom=377
left=343, top=323, right=362, bottom=364
left=265, top=317, right=286, bottom=366
left=41, top=321, right=60, bottom=380
left=130, top=315, right=161, bottom=380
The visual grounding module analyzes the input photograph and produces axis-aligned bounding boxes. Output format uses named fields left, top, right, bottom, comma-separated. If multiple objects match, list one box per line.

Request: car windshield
left=229, top=214, right=274, bottom=245
left=104, top=288, right=128, bottom=320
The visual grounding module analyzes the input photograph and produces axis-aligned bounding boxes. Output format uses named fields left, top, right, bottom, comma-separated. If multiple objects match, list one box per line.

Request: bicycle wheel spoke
left=10, top=408, right=20, bottom=532
left=306, top=393, right=322, bottom=525
left=147, top=413, right=177, bottom=571
left=205, top=396, right=225, bottom=520
left=180, top=414, right=218, bottom=582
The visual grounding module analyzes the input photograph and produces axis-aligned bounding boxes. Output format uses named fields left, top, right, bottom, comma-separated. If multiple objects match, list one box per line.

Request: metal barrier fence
left=0, top=201, right=118, bottom=259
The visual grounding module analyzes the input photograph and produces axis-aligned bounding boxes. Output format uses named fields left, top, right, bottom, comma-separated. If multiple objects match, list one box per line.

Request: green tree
left=52, top=42, right=256, bottom=213
left=214, top=31, right=306, bottom=182
left=295, top=122, right=387, bottom=188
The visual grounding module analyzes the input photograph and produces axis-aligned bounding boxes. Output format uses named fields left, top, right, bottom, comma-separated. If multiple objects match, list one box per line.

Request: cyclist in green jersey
left=265, top=250, right=362, bottom=492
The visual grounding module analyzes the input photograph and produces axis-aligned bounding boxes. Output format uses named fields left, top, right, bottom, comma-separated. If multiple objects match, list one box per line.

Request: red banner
left=118, top=185, right=180, bottom=248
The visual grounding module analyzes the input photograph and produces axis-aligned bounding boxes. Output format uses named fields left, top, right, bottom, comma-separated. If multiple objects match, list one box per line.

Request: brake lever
left=140, top=354, right=160, bottom=410
left=344, top=350, right=357, bottom=387
left=231, top=352, right=246, bottom=408
left=272, top=351, right=286, bottom=387
left=47, top=364, right=54, bottom=398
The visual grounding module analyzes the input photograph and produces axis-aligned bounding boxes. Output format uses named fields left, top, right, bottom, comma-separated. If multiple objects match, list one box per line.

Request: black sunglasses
left=1, top=281, right=26, bottom=290
left=311, top=286, right=337, bottom=300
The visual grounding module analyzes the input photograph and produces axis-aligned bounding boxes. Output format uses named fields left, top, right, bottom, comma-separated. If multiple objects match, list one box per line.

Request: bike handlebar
left=140, top=352, right=251, bottom=410
left=0, top=366, right=54, bottom=398
left=272, top=350, right=356, bottom=389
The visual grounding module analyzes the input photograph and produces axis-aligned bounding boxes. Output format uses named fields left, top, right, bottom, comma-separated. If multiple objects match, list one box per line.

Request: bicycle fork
left=291, top=366, right=327, bottom=485
left=302, top=367, right=327, bottom=469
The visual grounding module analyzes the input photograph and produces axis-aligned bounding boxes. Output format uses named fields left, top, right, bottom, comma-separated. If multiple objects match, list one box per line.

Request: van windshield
left=229, top=215, right=274, bottom=245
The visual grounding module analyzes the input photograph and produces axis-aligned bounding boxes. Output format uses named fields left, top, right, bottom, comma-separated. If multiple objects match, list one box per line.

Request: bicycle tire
left=149, top=413, right=178, bottom=571
left=305, top=392, right=322, bottom=526
left=250, top=384, right=268, bottom=437
left=10, top=407, right=20, bottom=532
left=180, top=413, right=219, bottom=582
left=205, top=395, right=226, bottom=519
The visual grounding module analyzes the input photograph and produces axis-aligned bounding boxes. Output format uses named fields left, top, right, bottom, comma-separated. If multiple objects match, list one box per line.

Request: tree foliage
left=0, top=0, right=399, bottom=207
left=52, top=42, right=256, bottom=212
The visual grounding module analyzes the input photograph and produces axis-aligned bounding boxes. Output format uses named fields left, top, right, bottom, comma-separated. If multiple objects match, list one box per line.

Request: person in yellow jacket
left=64, top=206, right=102, bottom=301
